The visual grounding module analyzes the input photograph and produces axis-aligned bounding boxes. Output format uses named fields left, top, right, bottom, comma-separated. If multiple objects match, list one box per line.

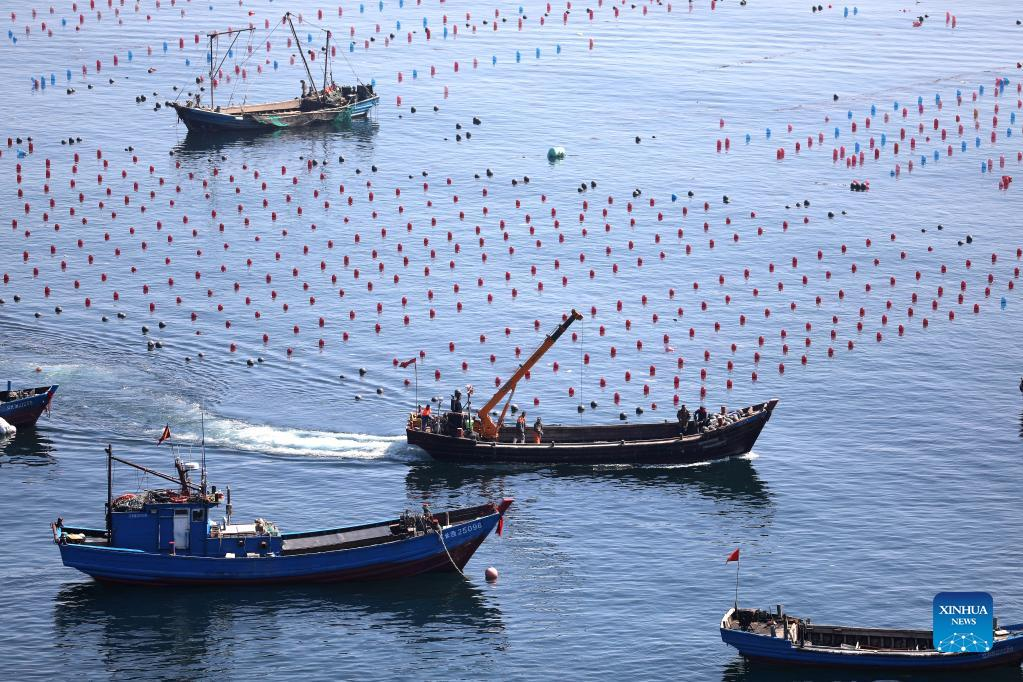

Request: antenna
left=200, top=401, right=207, bottom=495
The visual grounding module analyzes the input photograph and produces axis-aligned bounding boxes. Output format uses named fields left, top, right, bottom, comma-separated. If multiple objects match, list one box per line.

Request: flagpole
left=734, top=557, right=740, bottom=611
left=414, top=361, right=419, bottom=414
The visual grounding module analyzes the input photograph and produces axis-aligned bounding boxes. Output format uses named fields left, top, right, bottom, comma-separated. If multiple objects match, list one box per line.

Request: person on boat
left=419, top=404, right=431, bottom=432
left=696, top=405, right=709, bottom=432
left=300, top=79, right=307, bottom=98
left=533, top=416, right=543, bottom=444
left=677, top=404, right=691, bottom=435
left=449, top=390, right=464, bottom=434
left=516, top=412, right=527, bottom=443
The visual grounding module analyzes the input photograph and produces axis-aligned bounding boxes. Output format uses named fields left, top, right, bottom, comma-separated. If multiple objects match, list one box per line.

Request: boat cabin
left=108, top=495, right=282, bottom=558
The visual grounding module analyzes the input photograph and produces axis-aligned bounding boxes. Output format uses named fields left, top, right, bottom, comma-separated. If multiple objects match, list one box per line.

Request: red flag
left=399, top=357, right=417, bottom=368
left=157, top=424, right=171, bottom=445
left=725, top=548, right=740, bottom=563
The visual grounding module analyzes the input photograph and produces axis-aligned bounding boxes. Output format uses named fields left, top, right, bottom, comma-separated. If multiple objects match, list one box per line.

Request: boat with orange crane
left=405, top=311, right=778, bottom=465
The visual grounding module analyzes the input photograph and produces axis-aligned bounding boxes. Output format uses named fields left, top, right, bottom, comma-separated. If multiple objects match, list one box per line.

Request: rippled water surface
left=2, top=0, right=1023, bottom=679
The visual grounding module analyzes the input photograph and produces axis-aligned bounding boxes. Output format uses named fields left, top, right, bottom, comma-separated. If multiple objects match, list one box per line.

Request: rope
left=578, top=316, right=584, bottom=422
left=431, top=512, right=467, bottom=578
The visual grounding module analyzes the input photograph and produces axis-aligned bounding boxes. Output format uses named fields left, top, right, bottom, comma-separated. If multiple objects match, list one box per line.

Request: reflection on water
left=0, top=427, right=57, bottom=467
left=53, top=575, right=503, bottom=675
left=721, top=655, right=1023, bottom=682
left=172, top=118, right=380, bottom=159
left=404, top=456, right=772, bottom=507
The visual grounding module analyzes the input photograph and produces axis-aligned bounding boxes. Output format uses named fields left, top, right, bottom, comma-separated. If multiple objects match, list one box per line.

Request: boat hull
left=0, top=385, right=58, bottom=427
left=721, top=626, right=1023, bottom=670
left=58, top=509, right=501, bottom=586
left=406, top=399, right=776, bottom=465
left=169, top=97, right=379, bottom=134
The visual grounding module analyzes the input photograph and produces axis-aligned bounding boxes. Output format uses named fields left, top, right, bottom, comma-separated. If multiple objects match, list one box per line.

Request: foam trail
left=179, top=415, right=409, bottom=460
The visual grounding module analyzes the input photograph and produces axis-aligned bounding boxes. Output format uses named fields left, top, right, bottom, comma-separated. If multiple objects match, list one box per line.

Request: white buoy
left=547, top=146, right=566, bottom=161
left=0, top=417, right=16, bottom=438
left=485, top=566, right=499, bottom=582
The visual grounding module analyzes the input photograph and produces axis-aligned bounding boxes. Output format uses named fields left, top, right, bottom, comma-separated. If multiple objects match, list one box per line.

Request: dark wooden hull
left=406, top=399, right=777, bottom=465
left=168, top=96, right=378, bottom=134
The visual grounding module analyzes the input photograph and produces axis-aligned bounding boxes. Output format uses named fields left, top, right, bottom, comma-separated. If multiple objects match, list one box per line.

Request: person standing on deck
left=450, top=390, right=464, bottom=434
left=696, top=405, right=709, bottom=432
left=419, top=404, right=431, bottom=432
left=516, top=412, right=527, bottom=444
left=533, top=416, right=544, bottom=444
left=677, top=404, right=691, bottom=435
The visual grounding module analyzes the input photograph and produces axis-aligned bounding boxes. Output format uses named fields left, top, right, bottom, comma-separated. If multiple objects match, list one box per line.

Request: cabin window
left=192, top=509, right=203, bottom=523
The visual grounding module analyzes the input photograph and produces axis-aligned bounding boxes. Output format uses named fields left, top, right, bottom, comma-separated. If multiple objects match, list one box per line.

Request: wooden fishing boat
left=0, top=383, right=58, bottom=427
left=721, top=606, right=1023, bottom=671
left=167, top=13, right=378, bottom=135
left=52, top=446, right=511, bottom=585
left=404, top=310, right=777, bottom=465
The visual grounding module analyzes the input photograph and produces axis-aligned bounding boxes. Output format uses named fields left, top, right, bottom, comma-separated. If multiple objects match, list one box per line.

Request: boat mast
left=208, top=33, right=214, bottom=108
left=106, top=444, right=113, bottom=539
left=285, top=12, right=323, bottom=103
left=322, top=29, right=331, bottom=92
left=476, top=310, right=583, bottom=440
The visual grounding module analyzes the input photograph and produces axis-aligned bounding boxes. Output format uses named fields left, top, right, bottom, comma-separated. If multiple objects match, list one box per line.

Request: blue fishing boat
left=721, top=606, right=1023, bottom=671
left=167, top=13, right=378, bottom=135
left=0, top=383, right=58, bottom=427
left=52, top=446, right=511, bottom=585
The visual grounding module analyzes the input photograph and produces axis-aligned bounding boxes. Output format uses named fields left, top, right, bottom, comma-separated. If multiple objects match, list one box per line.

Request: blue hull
left=721, top=625, right=1023, bottom=670
left=0, top=385, right=57, bottom=426
left=171, top=97, right=379, bottom=134
left=59, top=511, right=500, bottom=585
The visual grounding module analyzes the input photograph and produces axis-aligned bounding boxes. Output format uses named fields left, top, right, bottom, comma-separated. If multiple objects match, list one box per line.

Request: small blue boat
left=0, top=383, right=58, bottom=427
left=53, top=446, right=512, bottom=585
left=721, top=606, right=1023, bottom=671
left=167, top=13, right=378, bottom=135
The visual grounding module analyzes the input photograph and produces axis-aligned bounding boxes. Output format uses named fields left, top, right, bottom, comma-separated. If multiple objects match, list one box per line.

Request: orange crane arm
left=478, top=309, right=582, bottom=440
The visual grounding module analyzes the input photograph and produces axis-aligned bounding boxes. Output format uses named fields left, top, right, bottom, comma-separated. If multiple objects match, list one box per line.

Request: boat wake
left=179, top=416, right=409, bottom=460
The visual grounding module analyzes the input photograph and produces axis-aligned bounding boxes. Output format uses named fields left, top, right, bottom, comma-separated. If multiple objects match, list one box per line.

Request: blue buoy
left=492, top=55, right=497, bottom=65
left=854, top=142, right=860, bottom=153
left=422, top=17, right=427, bottom=27
left=306, top=34, right=312, bottom=44
left=745, top=133, right=751, bottom=144
left=1008, top=128, right=1013, bottom=138
left=127, top=50, right=133, bottom=61
left=961, top=141, right=967, bottom=152
left=371, top=78, right=377, bottom=88
left=66, top=69, right=71, bottom=81
left=556, top=44, right=561, bottom=54
left=847, top=110, right=852, bottom=119
left=843, top=7, right=848, bottom=17
left=920, top=155, right=926, bottom=165
left=975, top=137, right=981, bottom=148
left=536, top=47, right=540, bottom=58
left=853, top=6, right=858, bottom=15
left=1001, top=296, right=1007, bottom=309
left=163, top=41, right=168, bottom=52
left=349, top=42, right=355, bottom=53
left=933, top=150, right=939, bottom=161
left=766, top=128, right=771, bottom=139
left=870, top=104, right=876, bottom=116
left=889, top=169, right=896, bottom=177
left=379, top=1, right=384, bottom=10
left=61, top=18, right=66, bottom=26
left=412, top=69, right=417, bottom=79
left=399, top=0, right=404, bottom=7
left=917, top=95, right=923, bottom=106
left=979, top=84, right=985, bottom=95
left=396, top=20, right=401, bottom=30
left=834, top=127, right=840, bottom=139
left=893, top=100, right=899, bottom=111
left=671, top=194, right=678, bottom=202
left=880, top=133, right=887, bottom=146
left=934, top=93, right=940, bottom=104
left=443, top=27, right=447, bottom=38
left=981, top=162, right=986, bottom=173
left=273, top=60, right=278, bottom=70
left=361, top=4, right=366, bottom=13
left=516, top=50, right=521, bottom=63
left=1012, top=112, right=1017, bottom=124
left=185, top=58, right=191, bottom=66
left=49, top=73, right=55, bottom=85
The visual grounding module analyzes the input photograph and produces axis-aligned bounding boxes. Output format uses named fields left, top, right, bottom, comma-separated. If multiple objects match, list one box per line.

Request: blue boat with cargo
left=52, top=446, right=511, bottom=585
left=167, top=13, right=378, bottom=135
left=0, top=383, right=58, bottom=427
left=721, top=606, right=1023, bottom=671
